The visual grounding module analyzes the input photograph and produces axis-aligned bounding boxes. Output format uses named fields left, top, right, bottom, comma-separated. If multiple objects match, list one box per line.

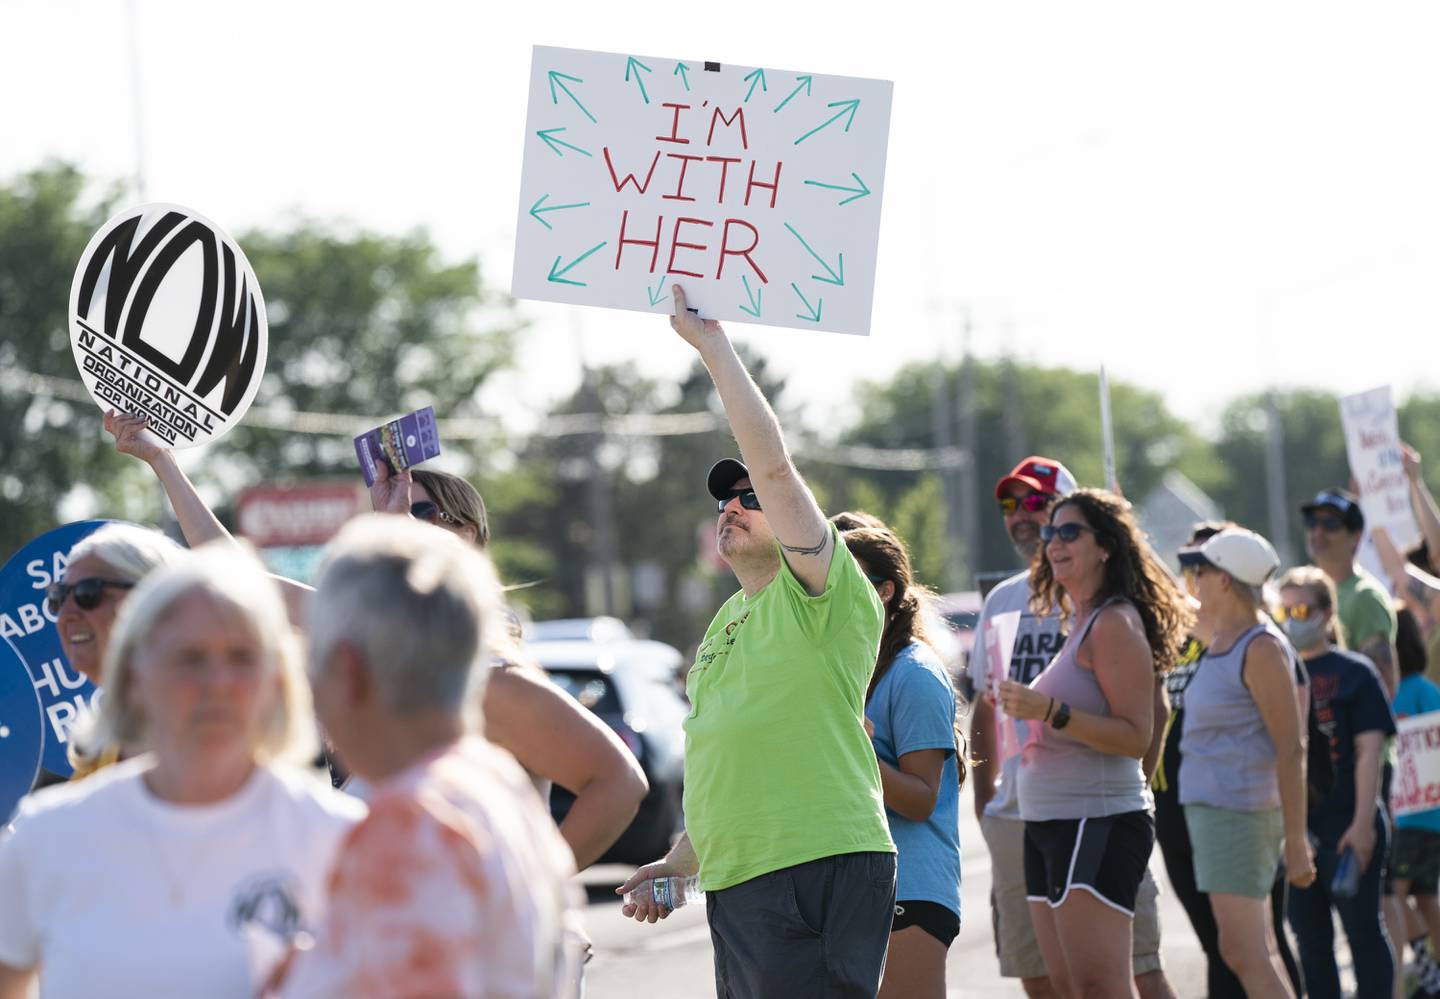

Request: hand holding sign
left=668, top=284, right=723, bottom=351
left=104, top=409, right=167, bottom=464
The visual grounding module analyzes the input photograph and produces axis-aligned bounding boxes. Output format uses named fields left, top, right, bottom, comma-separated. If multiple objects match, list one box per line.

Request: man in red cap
left=970, top=457, right=1174, bottom=998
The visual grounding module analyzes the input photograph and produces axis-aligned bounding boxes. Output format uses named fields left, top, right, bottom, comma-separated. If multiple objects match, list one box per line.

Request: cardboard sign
left=1392, top=710, right=1440, bottom=818
left=69, top=204, right=268, bottom=448
left=353, top=406, right=441, bottom=487
left=0, top=521, right=115, bottom=778
left=236, top=482, right=368, bottom=549
left=0, top=637, right=44, bottom=824
left=1339, top=386, right=1420, bottom=551
left=512, top=46, right=894, bottom=336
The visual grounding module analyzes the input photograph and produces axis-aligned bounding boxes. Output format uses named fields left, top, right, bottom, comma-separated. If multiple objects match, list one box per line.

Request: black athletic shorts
left=1024, top=810, right=1155, bottom=917
left=892, top=899, right=960, bottom=948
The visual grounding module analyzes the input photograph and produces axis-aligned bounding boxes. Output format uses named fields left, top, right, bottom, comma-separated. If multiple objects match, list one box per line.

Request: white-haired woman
left=0, top=545, right=364, bottom=999
left=48, top=522, right=186, bottom=779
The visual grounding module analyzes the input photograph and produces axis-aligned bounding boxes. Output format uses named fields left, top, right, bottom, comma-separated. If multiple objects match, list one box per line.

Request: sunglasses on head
left=717, top=490, right=762, bottom=513
left=998, top=492, right=1052, bottom=516
left=1303, top=514, right=1346, bottom=533
left=1039, top=522, right=1093, bottom=544
left=410, top=501, right=460, bottom=526
left=1274, top=603, right=1317, bottom=622
left=45, top=578, right=135, bottom=615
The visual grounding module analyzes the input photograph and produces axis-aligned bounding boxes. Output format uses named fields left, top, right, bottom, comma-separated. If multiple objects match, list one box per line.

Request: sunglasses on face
left=1040, top=522, right=1094, bottom=544
left=998, top=492, right=1052, bottom=516
left=1304, top=514, right=1346, bottom=533
left=717, top=490, right=762, bottom=513
left=45, top=578, right=135, bottom=615
left=410, top=501, right=460, bottom=526
left=1274, top=603, right=1317, bottom=622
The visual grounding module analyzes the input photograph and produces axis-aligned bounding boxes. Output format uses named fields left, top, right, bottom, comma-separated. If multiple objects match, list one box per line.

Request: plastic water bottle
left=624, top=875, right=705, bottom=910
left=1331, top=847, right=1361, bottom=899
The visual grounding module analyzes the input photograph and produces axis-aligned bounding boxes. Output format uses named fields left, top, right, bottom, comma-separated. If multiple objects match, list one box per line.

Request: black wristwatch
left=1050, top=701, right=1072, bottom=730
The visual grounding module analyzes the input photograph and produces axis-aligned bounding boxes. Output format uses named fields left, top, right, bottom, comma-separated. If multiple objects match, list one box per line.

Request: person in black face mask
left=1276, top=566, right=1398, bottom=999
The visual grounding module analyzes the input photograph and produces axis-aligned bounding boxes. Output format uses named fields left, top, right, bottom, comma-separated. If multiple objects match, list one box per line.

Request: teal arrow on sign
left=790, top=283, right=823, bottom=323
left=547, top=242, right=609, bottom=287
left=783, top=223, right=845, bottom=286
left=803, top=172, right=872, bottom=206
left=773, top=74, right=813, bottom=113
left=674, top=62, right=691, bottom=92
left=794, top=98, right=861, bottom=145
left=547, top=70, right=596, bottom=124
left=536, top=128, right=592, bottom=158
left=625, top=56, right=653, bottom=104
left=646, top=276, right=668, bottom=306
left=743, top=67, right=768, bottom=103
left=528, top=194, right=591, bottom=230
left=739, top=274, right=763, bottom=318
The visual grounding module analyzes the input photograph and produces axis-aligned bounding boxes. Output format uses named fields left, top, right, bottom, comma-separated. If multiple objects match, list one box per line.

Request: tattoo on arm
left=780, top=531, right=829, bottom=556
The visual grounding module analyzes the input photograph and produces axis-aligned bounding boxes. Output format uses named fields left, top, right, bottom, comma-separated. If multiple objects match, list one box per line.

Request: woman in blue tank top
left=1177, top=528, right=1316, bottom=999
left=998, top=489, right=1191, bottom=998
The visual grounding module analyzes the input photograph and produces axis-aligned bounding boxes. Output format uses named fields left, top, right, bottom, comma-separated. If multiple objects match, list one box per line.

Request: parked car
left=527, top=636, right=689, bottom=864
left=927, top=590, right=981, bottom=682
left=525, top=616, right=634, bottom=644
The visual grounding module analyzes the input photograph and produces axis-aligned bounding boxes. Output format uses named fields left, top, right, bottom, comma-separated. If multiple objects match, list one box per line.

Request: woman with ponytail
left=835, top=514, right=964, bottom=999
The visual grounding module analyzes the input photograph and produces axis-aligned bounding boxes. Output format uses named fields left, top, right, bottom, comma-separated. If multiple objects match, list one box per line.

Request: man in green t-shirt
left=617, top=285, right=897, bottom=998
left=1302, top=488, right=1398, bottom=694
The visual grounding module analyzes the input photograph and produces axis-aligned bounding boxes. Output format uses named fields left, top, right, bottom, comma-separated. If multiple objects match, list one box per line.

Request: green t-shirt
left=682, top=526, right=895, bottom=891
left=1337, top=568, right=1398, bottom=652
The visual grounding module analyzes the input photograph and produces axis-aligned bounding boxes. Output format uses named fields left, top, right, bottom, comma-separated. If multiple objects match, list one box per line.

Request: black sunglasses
left=717, top=490, right=762, bottom=513
left=411, top=501, right=460, bottom=526
left=1304, top=514, right=1346, bottom=533
left=1040, top=522, right=1095, bottom=544
left=45, top=578, right=135, bottom=615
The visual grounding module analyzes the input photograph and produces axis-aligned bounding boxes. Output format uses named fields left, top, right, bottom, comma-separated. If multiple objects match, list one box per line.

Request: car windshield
left=546, top=670, right=623, bottom=714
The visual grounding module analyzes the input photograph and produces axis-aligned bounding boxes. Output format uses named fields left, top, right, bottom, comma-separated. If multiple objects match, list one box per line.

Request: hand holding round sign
left=68, top=204, right=268, bottom=448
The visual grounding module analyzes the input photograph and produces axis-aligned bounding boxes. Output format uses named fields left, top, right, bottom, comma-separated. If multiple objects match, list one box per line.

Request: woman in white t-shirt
left=0, top=544, right=364, bottom=999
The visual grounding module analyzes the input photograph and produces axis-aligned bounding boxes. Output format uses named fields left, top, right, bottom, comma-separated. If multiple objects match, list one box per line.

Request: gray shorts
left=1184, top=803, right=1283, bottom=899
left=706, top=851, right=897, bottom=999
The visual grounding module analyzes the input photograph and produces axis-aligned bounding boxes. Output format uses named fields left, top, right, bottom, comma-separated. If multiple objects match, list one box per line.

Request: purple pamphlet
left=354, top=406, right=441, bottom=487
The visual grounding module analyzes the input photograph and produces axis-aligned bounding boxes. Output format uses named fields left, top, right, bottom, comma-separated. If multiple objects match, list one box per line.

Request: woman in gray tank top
left=1176, top=528, right=1316, bottom=999
left=999, top=489, right=1190, bottom=999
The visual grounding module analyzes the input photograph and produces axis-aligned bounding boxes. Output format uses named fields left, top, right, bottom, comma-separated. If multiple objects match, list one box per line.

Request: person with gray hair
left=1176, top=528, right=1316, bottom=998
left=0, top=544, right=364, bottom=999
left=276, top=515, right=579, bottom=998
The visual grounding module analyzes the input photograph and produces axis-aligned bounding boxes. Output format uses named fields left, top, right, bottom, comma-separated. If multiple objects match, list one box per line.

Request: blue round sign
left=0, top=521, right=117, bottom=778
left=0, top=636, right=43, bottom=824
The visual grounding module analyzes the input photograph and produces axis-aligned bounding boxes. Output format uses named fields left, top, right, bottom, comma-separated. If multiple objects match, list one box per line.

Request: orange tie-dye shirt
left=279, top=737, right=580, bottom=998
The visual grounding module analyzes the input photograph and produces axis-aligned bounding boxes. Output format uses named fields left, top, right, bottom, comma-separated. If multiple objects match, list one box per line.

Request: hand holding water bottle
left=616, top=832, right=700, bottom=924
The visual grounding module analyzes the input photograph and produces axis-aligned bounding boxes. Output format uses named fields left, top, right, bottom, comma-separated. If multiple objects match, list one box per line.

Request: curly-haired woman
left=999, top=488, right=1191, bottom=998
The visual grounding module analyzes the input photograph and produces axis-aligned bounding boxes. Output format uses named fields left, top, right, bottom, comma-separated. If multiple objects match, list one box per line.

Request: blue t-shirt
left=1306, top=649, right=1397, bottom=829
left=864, top=641, right=961, bottom=918
left=1394, top=674, right=1440, bottom=833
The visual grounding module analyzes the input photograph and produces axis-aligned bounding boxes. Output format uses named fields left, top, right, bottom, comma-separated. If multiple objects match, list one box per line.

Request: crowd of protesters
left=3, top=284, right=1440, bottom=998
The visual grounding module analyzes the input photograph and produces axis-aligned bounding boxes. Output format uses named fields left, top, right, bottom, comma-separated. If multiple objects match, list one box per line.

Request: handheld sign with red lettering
left=69, top=205, right=268, bottom=448
left=1392, top=711, right=1440, bottom=819
left=512, top=46, right=894, bottom=336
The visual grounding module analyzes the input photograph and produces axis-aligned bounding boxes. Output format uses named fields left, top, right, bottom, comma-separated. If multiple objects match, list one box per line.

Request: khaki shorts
left=981, top=813, right=1162, bottom=980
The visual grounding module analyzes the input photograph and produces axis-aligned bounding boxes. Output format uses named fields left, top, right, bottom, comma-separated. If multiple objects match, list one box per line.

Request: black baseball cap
left=706, top=458, right=750, bottom=501
left=1300, top=489, right=1364, bottom=532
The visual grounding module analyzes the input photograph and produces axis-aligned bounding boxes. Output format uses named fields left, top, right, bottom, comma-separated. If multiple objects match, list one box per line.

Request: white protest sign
left=1339, top=386, right=1419, bottom=551
left=512, top=46, right=894, bottom=336
left=69, top=204, right=268, bottom=448
left=1391, top=710, right=1440, bottom=818
left=984, top=610, right=1023, bottom=766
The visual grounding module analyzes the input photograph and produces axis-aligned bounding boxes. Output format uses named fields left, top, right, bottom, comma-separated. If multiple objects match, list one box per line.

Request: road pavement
left=579, top=782, right=1217, bottom=998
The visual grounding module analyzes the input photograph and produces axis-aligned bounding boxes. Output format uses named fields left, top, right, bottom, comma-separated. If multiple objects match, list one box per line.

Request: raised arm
left=105, top=411, right=313, bottom=623
left=669, top=284, right=832, bottom=595
left=1403, top=443, right=1440, bottom=564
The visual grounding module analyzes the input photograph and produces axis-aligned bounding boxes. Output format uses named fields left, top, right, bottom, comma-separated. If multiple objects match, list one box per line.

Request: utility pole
left=956, top=312, right=977, bottom=589
left=929, top=354, right=961, bottom=591
left=1264, top=391, right=1294, bottom=565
